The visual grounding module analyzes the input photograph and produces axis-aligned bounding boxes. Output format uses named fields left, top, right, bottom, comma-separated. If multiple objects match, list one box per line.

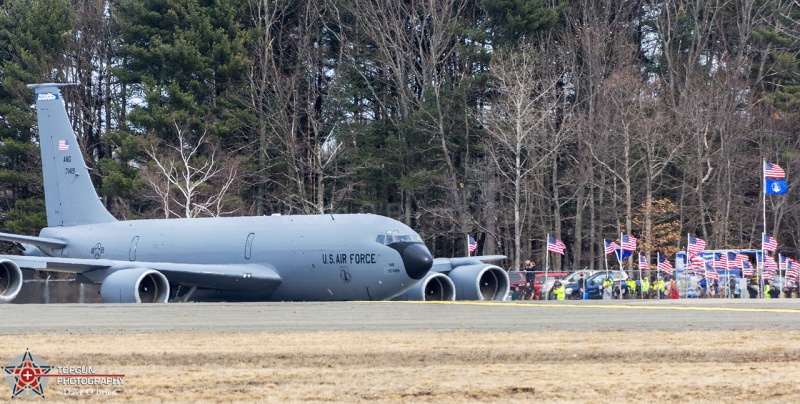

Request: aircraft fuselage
left=37, top=214, right=427, bottom=301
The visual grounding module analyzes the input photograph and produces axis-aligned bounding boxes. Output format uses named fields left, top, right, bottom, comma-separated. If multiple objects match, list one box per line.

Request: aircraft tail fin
left=28, top=83, right=117, bottom=227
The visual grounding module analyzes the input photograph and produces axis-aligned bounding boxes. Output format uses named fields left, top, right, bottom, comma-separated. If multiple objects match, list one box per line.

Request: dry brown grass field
left=2, top=330, right=799, bottom=403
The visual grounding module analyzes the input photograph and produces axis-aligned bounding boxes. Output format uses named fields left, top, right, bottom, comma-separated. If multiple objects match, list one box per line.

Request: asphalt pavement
left=1, top=299, right=798, bottom=334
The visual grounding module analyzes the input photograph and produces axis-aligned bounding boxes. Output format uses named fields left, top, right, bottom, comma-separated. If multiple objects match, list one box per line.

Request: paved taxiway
left=2, top=299, right=799, bottom=334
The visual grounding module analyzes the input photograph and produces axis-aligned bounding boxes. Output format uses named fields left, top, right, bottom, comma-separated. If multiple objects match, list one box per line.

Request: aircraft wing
left=0, top=255, right=112, bottom=273
left=430, top=255, right=508, bottom=273
left=0, top=254, right=281, bottom=292
left=0, top=232, right=67, bottom=249
left=148, top=262, right=282, bottom=291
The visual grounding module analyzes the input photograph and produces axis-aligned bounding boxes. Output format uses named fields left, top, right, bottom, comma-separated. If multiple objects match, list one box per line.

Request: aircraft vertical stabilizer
left=27, top=84, right=116, bottom=227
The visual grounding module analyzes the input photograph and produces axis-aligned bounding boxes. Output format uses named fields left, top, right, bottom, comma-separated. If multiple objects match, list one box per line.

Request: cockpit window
left=376, top=230, right=422, bottom=245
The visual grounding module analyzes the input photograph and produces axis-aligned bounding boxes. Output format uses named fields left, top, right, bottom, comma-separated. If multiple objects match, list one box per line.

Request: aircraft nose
left=388, top=242, right=433, bottom=280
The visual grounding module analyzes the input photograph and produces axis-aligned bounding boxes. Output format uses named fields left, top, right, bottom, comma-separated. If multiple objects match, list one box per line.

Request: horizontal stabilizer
left=0, top=232, right=67, bottom=250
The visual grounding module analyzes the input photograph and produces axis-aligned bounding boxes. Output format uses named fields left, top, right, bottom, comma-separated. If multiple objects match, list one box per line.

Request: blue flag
left=615, top=249, right=632, bottom=261
left=765, top=179, right=787, bottom=194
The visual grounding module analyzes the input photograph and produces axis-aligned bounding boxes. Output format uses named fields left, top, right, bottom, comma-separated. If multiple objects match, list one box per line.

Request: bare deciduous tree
left=482, top=45, right=562, bottom=270
left=143, top=121, right=239, bottom=218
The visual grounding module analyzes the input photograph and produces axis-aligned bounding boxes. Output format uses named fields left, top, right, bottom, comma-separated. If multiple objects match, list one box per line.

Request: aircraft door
left=129, top=236, right=139, bottom=261
left=245, top=233, right=255, bottom=259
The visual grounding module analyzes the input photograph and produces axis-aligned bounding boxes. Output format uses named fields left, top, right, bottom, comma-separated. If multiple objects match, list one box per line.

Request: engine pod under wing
left=448, top=264, right=509, bottom=301
left=0, top=259, right=23, bottom=303
left=100, top=268, right=170, bottom=303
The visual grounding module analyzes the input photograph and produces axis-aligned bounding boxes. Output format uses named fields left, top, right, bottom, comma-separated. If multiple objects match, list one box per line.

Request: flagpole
left=603, top=241, right=609, bottom=279
left=656, top=252, right=661, bottom=299
left=685, top=233, right=690, bottom=299
left=466, top=234, right=470, bottom=257
left=638, top=253, right=642, bottom=296
left=762, top=159, right=767, bottom=238
left=761, top=233, right=765, bottom=299
left=725, top=253, right=730, bottom=298
left=545, top=234, right=550, bottom=301
left=762, top=162, right=769, bottom=295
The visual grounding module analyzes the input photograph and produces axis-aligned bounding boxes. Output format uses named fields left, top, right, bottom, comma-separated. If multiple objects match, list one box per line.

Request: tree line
left=0, top=0, right=798, bottom=270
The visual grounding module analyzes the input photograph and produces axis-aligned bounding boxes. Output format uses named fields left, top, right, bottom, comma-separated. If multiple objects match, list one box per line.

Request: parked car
left=563, top=271, right=629, bottom=299
left=542, top=270, right=597, bottom=299
left=507, top=271, right=528, bottom=290
left=534, top=272, right=568, bottom=298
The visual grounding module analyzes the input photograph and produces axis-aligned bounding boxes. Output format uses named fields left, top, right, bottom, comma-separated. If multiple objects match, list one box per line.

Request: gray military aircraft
left=0, top=83, right=508, bottom=303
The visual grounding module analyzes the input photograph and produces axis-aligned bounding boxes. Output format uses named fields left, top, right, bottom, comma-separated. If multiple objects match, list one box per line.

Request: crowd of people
left=508, top=267, right=798, bottom=301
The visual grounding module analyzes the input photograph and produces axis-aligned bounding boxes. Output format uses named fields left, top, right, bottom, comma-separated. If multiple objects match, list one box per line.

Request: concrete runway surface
left=1, top=299, right=798, bottom=334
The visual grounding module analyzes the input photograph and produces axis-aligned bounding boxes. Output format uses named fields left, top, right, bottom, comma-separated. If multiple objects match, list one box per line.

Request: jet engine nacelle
left=100, top=268, right=170, bottom=303
left=0, top=259, right=23, bottom=303
left=448, top=264, right=509, bottom=301
left=394, top=272, right=456, bottom=301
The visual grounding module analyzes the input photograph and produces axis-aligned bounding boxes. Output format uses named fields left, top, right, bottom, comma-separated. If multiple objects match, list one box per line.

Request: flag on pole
left=468, top=236, right=478, bottom=253
left=604, top=240, right=620, bottom=255
left=638, top=253, right=649, bottom=271
left=547, top=235, right=566, bottom=255
left=688, top=253, right=706, bottom=273
left=734, top=252, right=748, bottom=269
left=765, top=179, right=788, bottom=195
left=704, top=262, right=720, bottom=281
left=620, top=234, right=637, bottom=251
left=757, top=253, right=778, bottom=270
left=687, top=236, right=706, bottom=253
left=725, top=252, right=741, bottom=270
left=786, top=258, right=799, bottom=280
left=742, top=260, right=754, bottom=276
left=764, top=162, right=786, bottom=179
left=657, top=254, right=674, bottom=275
left=762, top=234, right=778, bottom=252
left=713, top=252, right=728, bottom=269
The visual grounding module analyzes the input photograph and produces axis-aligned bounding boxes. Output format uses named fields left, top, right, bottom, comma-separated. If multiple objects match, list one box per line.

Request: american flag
left=687, top=236, right=706, bottom=253
left=620, top=234, right=637, bottom=251
left=604, top=240, right=620, bottom=255
left=758, top=253, right=778, bottom=270
left=762, top=234, right=778, bottom=252
left=786, top=258, right=799, bottom=280
left=638, top=253, right=649, bottom=271
left=657, top=254, right=674, bottom=275
left=468, top=236, right=478, bottom=253
left=742, top=260, right=754, bottom=276
left=733, top=252, right=749, bottom=269
left=780, top=255, right=789, bottom=271
left=724, top=252, right=739, bottom=270
left=547, top=235, right=566, bottom=255
left=713, top=252, right=728, bottom=269
left=764, top=161, right=786, bottom=179
left=705, top=262, right=720, bottom=281
left=58, top=139, right=69, bottom=151
left=688, top=253, right=706, bottom=271
left=763, top=267, right=776, bottom=281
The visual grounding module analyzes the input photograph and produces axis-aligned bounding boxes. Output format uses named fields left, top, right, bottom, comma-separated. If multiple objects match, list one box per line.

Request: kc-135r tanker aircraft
left=0, top=83, right=508, bottom=303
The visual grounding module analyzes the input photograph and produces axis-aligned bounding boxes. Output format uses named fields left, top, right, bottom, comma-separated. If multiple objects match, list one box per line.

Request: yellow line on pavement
left=377, top=300, right=800, bottom=314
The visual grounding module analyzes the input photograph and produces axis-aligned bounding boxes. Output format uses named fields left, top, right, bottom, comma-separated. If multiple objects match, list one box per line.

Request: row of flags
left=471, top=161, right=790, bottom=275
left=680, top=233, right=798, bottom=281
